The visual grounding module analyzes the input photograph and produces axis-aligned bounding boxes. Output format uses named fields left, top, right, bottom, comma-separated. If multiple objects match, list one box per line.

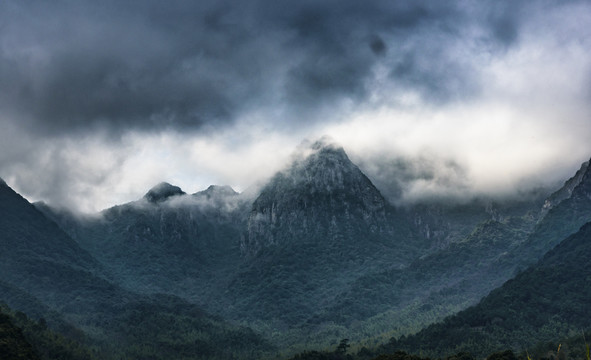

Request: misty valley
left=2, top=138, right=591, bottom=360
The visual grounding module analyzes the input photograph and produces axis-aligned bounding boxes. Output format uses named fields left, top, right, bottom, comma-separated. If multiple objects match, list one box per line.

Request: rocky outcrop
left=144, top=182, right=186, bottom=203
left=541, top=160, right=589, bottom=215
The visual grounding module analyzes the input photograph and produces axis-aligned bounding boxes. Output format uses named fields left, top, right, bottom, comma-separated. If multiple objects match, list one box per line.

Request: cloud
left=0, top=1, right=273, bottom=136
left=369, top=35, right=387, bottom=56
left=0, top=122, right=300, bottom=212
left=1, top=0, right=591, bottom=211
left=354, top=153, right=470, bottom=204
left=0, top=0, right=545, bottom=136
left=0, top=129, right=129, bottom=212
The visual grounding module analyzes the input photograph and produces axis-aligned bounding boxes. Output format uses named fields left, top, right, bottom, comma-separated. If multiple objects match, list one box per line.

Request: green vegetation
left=286, top=332, right=591, bottom=360
left=1, top=304, right=93, bottom=360
left=380, top=222, right=591, bottom=358
left=1, top=179, right=273, bottom=360
left=0, top=307, right=40, bottom=360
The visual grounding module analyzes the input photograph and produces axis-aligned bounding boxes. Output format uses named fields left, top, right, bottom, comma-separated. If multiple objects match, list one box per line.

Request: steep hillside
left=0, top=304, right=94, bottom=360
left=0, top=178, right=115, bottom=315
left=0, top=179, right=102, bottom=275
left=0, top=307, right=41, bottom=360
left=0, top=179, right=273, bottom=359
left=541, top=160, right=589, bottom=215
left=383, top=221, right=591, bottom=358
left=515, top=158, right=591, bottom=264
left=37, top=182, right=247, bottom=304
left=319, top=217, right=533, bottom=330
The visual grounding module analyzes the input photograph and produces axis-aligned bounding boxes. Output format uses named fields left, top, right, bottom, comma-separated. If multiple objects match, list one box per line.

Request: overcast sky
left=1, top=0, right=591, bottom=212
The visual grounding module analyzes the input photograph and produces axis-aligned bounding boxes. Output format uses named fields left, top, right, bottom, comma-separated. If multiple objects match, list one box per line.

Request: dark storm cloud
left=369, top=36, right=387, bottom=56
left=0, top=0, right=264, bottom=136
left=278, top=1, right=448, bottom=112
left=0, top=0, right=544, bottom=137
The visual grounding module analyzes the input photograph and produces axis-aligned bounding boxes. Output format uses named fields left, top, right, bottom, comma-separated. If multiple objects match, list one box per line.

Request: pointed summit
left=520, top=156, right=591, bottom=263
left=542, top=159, right=590, bottom=214
left=293, top=135, right=348, bottom=162
left=297, top=135, right=346, bottom=155
left=144, top=182, right=186, bottom=203
left=570, top=157, right=591, bottom=199
left=244, top=138, right=389, bottom=255
left=281, top=136, right=375, bottom=195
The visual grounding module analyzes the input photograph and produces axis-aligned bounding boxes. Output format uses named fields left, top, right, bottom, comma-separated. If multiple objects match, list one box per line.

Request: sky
left=1, top=0, right=591, bottom=212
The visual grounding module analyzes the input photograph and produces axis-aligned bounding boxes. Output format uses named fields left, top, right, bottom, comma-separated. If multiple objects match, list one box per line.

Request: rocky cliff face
left=404, top=192, right=547, bottom=251
left=568, top=158, right=591, bottom=202
left=243, top=139, right=390, bottom=255
left=518, top=157, right=591, bottom=263
left=541, top=160, right=589, bottom=215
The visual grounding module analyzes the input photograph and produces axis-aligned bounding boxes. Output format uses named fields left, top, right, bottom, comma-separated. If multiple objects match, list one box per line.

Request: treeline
left=288, top=334, right=591, bottom=360
left=0, top=304, right=95, bottom=360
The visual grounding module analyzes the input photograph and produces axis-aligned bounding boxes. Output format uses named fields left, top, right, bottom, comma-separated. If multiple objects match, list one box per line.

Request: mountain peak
left=281, top=137, right=365, bottom=195
left=294, top=136, right=347, bottom=161
left=144, top=182, right=186, bottom=203
left=194, top=185, right=238, bottom=199
left=309, top=135, right=341, bottom=150
left=244, top=139, right=389, bottom=255
left=542, top=158, right=590, bottom=213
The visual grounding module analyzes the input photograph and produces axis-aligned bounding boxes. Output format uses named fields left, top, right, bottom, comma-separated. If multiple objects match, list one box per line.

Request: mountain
left=0, top=179, right=272, bottom=359
left=224, top=139, right=424, bottom=347
left=319, top=160, right=585, bottom=347
left=0, top=178, right=111, bottom=312
left=382, top=221, right=591, bottom=358
left=42, top=139, right=422, bottom=332
left=243, top=138, right=400, bottom=255
left=0, top=179, right=101, bottom=275
left=238, top=143, right=547, bottom=342
left=37, top=182, right=247, bottom=303
left=279, top=155, right=591, bottom=353
left=515, top=157, right=591, bottom=264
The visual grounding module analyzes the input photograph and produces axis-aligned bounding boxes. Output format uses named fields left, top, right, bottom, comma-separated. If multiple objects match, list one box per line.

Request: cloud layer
left=1, top=0, right=591, bottom=211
